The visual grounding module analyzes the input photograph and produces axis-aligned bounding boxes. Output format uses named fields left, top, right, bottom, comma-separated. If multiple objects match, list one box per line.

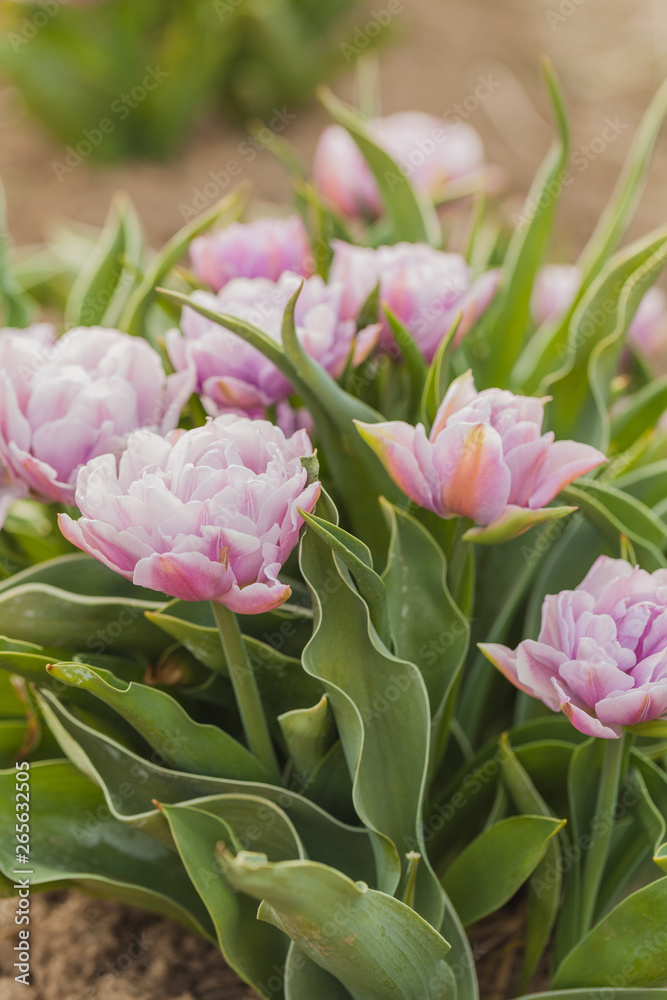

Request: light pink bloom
left=313, top=112, right=485, bottom=218
left=190, top=216, right=313, bottom=291
left=0, top=325, right=193, bottom=520
left=329, top=240, right=499, bottom=363
left=166, top=271, right=380, bottom=414
left=531, top=265, right=581, bottom=327
left=58, top=416, right=320, bottom=614
left=481, top=556, right=667, bottom=738
left=355, top=370, right=605, bottom=525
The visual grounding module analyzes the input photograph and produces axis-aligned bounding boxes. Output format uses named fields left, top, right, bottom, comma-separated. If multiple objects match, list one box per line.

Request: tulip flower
left=480, top=556, right=667, bottom=738
left=329, top=241, right=499, bottom=363
left=355, top=370, right=606, bottom=531
left=313, top=112, right=486, bottom=219
left=0, top=325, right=193, bottom=522
left=532, top=265, right=667, bottom=371
left=58, top=415, right=320, bottom=614
left=190, top=216, right=313, bottom=291
left=166, top=271, right=380, bottom=415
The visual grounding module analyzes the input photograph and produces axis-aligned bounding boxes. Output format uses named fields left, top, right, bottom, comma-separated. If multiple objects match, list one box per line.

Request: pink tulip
left=313, top=112, right=486, bottom=219
left=480, top=556, right=667, bottom=738
left=0, top=325, right=194, bottom=520
left=531, top=265, right=581, bottom=327
left=190, top=216, right=314, bottom=291
left=355, top=370, right=606, bottom=526
left=166, top=271, right=380, bottom=415
left=58, top=416, right=320, bottom=614
left=329, top=240, right=499, bottom=363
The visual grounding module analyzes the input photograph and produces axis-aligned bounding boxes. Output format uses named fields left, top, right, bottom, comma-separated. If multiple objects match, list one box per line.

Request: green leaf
left=279, top=695, right=337, bottom=780
left=383, top=305, right=427, bottom=419
left=101, top=194, right=145, bottom=328
left=46, top=661, right=269, bottom=782
left=119, top=184, right=248, bottom=337
left=479, top=60, right=569, bottom=388
left=0, top=759, right=213, bottom=939
left=499, top=734, right=566, bottom=990
left=463, top=504, right=577, bottom=546
left=553, top=877, right=667, bottom=988
left=420, top=315, right=462, bottom=429
left=541, top=228, right=667, bottom=446
left=160, top=803, right=290, bottom=1000
left=285, top=943, right=354, bottom=1000
left=0, top=180, right=34, bottom=327
left=517, top=992, right=667, bottom=999
left=299, top=508, right=391, bottom=647
left=64, top=193, right=127, bottom=326
left=611, top=377, right=667, bottom=453
left=35, top=688, right=378, bottom=886
left=317, top=87, right=441, bottom=246
left=578, top=78, right=667, bottom=281
left=381, top=501, right=469, bottom=767
left=441, top=815, right=564, bottom=927
left=560, top=481, right=667, bottom=568
left=217, top=849, right=457, bottom=1000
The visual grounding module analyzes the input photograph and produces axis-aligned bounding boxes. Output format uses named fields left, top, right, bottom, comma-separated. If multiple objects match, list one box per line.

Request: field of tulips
left=2, top=58, right=667, bottom=1000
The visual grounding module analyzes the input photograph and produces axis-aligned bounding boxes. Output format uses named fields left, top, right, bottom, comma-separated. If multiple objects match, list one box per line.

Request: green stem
left=211, top=602, right=280, bottom=783
left=579, top=734, right=626, bottom=933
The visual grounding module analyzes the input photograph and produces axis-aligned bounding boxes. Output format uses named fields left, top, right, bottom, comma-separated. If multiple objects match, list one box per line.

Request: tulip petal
left=529, top=439, right=607, bottom=509
left=596, top=682, right=667, bottom=728
left=432, top=421, right=510, bottom=524
left=551, top=677, right=621, bottom=739
left=354, top=420, right=435, bottom=511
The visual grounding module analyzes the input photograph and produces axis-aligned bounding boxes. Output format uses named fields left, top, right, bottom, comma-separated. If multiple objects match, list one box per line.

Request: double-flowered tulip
left=356, top=370, right=606, bottom=527
left=0, top=325, right=193, bottom=522
left=166, top=271, right=380, bottom=415
left=313, top=112, right=486, bottom=218
left=58, top=416, right=320, bottom=614
left=190, top=215, right=313, bottom=291
left=480, top=556, right=667, bottom=738
left=330, top=240, right=499, bottom=363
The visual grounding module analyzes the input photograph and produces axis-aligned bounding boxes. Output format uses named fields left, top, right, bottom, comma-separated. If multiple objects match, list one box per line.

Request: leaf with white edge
left=463, top=505, right=578, bottom=546
left=552, top=877, right=667, bottom=989
left=65, top=194, right=126, bottom=326
left=318, top=87, right=441, bottom=246
left=0, top=759, right=213, bottom=939
left=46, top=661, right=269, bottom=782
left=160, top=803, right=290, bottom=1000
left=420, top=314, right=462, bottom=430
left=279, top=696, right=337, bottom=780
left=441, top=815, right=565, bottom=927
left=217, top=849, right=457, bottom=1000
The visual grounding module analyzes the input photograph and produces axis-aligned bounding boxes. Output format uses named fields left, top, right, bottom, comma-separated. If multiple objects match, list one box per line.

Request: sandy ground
left=1, top=1, right=666, bottom=997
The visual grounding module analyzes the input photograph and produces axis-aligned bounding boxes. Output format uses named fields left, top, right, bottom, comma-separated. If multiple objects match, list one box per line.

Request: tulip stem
left=211, top=602, right=280, bottom=783
left=579, top=734, right=626, bottom=934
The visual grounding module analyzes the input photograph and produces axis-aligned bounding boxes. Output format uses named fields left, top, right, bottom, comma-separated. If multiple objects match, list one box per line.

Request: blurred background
left=1, top=0, right=667, bottom=262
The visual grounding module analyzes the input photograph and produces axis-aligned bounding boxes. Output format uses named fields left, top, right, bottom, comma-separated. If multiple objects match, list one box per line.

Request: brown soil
left=1, top=2, right=664, bottom=998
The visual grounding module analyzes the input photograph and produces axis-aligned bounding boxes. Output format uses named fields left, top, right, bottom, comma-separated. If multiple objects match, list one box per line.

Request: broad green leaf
left=299, top=509, right=390, bottom=647
left=517, top=992, right=667, bottom=999
left=441, top=815, right=564, bottom=926
left=318, top=87, right=441, bottom=246
left=541, top=228, right=667, bottom=446
left=47, top=661, right=269, bottom=782
left=279, top=696, right=337, bottom=780
left=479, top=61, right=569, bottom=387
left=0, top=759, right=213, bottom=939
left=35, top=689, right=377, bottom=886
left=64, top=194, right=127, bottom=326
left=285, top=942, right=354, bottom=1000
left=499, top=734, right=566, bottom=990
left=381, top=501, right=469, bottom=767
left=0, top=180, right=34, bottom=326
left=463, top=504, right=577, bottom=546
left=560, top=481, right=667, bottom=569
left=615, top=459, right=667, bottom=509
left=0, top=582, right=166, bottom=656
left=0, top=552, right=161, bottom=600
left=0, top=670, right=26, bottom=717
left=101, top=194, right=145, bottom=328
left=611, top=376, right=667, bottom=453
left=119, top=184, right=248, bottom=337
left=160, top=803, right=290, bottom=1000
left=0, top=719, right=28, bottom=765
left=384, top=305, right=427, bottom=419
left=552, top=877, right=667, bottom=988
left=218, top=849, right=457, bottom=1000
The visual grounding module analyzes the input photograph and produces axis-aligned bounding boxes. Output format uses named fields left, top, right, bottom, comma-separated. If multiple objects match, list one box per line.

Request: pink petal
left=551, top=677, right=621, bottom=738
left=596, top=682, right=667, bottom=728
left=133, top=550, right=233, bottom=602
left=529, top=439, right=607, bottom=508
left=430, top=370, right=477, bottom=439
left=354, top=420, right=436, bottom=512
left=432, top=421, right=511, bottom=524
